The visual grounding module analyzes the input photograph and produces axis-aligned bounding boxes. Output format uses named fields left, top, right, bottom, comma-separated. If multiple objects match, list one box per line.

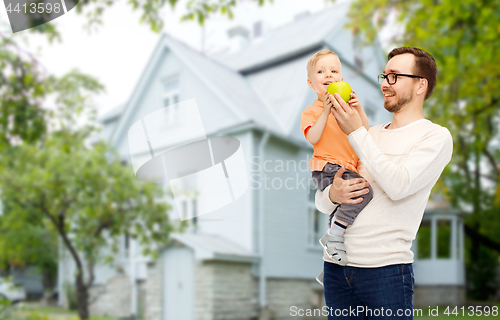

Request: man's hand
left=329, top=93, right=364, bottom=135
left=329, top=166, right=370, bottom=204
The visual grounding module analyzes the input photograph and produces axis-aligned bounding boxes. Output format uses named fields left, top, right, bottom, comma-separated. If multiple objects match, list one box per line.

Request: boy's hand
left=348, top=89, right=370, bottom=130
left=330, top=93, right=363, bottom=135
left=349, top=90, right=361, bottom=110
left=321, top=94, right=334, bottom=116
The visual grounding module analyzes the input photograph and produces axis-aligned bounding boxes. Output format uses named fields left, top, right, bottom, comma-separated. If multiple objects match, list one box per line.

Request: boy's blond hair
left=307, top=49, right=339, bottom=78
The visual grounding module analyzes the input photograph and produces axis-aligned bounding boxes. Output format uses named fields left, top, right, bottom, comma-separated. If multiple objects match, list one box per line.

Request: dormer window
left=353, top=35, right=364, bottom=73
left=162, top=76, right=180, bottom=123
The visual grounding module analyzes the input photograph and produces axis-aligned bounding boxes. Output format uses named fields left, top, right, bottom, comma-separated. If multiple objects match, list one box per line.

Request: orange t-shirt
left=300, top=99, right=359, bottom=173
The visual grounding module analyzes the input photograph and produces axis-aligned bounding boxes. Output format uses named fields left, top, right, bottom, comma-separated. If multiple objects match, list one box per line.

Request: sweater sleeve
left=315, top=185, right=339, bottom=214
left=347, top=126, right=453, bottom=201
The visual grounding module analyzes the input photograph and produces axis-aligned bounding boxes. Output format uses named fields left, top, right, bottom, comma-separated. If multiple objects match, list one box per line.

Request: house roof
left=161, top=34, right=285, bottom=134
left=108, top=33, right=286, bottom=147
left=99, top=103, right=125, bottom=123
left=211, top=2, right=350, bottom=73
left=425, top=198, right=468, bottom=217
left=170, top=233, right=260, bottom=263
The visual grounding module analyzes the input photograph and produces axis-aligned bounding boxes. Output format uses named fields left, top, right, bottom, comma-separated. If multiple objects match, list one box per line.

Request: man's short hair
left=388, top=47, right=437, bottom=100
left=307, top=49, right=339, bottom=78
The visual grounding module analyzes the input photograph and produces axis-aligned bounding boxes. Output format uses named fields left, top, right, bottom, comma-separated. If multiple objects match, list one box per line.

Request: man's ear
left=416, top=78, right=428, bottom=97
left=307, top=78, right=314, bottom=90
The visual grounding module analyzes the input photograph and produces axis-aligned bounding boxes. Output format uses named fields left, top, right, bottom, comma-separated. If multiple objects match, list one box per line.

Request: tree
left=0, top=67, right=174, bottom=319
left=0, top=131, right=172, bottom=319
left=341, top=0, right=500, bottom=299
left=0, top=34, right=49, bottom=146
left=0, top=220, right=58, bottom=295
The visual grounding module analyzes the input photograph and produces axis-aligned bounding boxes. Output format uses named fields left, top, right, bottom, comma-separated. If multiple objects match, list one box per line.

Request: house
left=413, top=198, right=467, bottom=306
left=58, top=3, right=464, bottom=319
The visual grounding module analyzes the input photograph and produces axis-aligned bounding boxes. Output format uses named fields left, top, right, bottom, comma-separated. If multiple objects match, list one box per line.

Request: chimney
left=227, top=25, right=250, bottom=52
left=253, top=20, right=272, bottom=39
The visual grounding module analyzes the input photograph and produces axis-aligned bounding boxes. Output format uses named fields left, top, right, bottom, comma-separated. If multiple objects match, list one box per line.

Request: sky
left=0, top=0, right=344, bottom=117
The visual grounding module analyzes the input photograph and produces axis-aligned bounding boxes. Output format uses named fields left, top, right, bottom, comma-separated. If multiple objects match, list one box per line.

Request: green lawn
left=12, top=303, right=122, bottom=320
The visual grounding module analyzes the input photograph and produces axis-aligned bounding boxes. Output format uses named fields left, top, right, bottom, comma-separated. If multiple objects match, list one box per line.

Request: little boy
left=300, top=50, right=374, bottom=274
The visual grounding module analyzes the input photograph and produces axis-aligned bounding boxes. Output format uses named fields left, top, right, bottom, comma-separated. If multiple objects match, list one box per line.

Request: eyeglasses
left=378, top=73, right=424, bottom=85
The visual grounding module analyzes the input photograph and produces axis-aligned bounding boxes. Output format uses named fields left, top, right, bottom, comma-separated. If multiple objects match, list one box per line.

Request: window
left=162, top=76, right=180, bottom=123
left=308, top=188, right=328, bottom=246
left=437, top=219, right=451, bottom=258
left=353, top=35, right=364, bottom=73
left=417, top=219, right=431, bottom=259
left=178, top=197, right=198, bottom=228
left=417, top=217, right=456, bottom=260
left=192, top=199, right=198, bottom=225
left=124, top=232, right=130, bottom=258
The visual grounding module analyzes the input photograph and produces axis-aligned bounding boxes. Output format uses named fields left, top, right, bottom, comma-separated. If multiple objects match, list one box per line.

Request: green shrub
left=21, top=312, right=50, bottom=320
left=63, top=282, right=78, bottom=311
left=0, top=300, right=13, bottom=320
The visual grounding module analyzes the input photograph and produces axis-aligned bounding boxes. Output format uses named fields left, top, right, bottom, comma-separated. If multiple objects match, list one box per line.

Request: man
left=316, top=47, right=453, bottom=319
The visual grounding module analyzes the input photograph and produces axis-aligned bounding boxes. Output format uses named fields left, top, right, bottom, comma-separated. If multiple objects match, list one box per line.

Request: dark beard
left=384, top=92, right=412, bottom=113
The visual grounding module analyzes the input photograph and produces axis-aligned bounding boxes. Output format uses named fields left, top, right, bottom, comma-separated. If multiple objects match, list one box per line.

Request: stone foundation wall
left=144, top=253, right=325, bottom=320
left=195, top=261, right=258, bottom=320
left=266, top=278, right=324, bottom=320
left=137, top=280, right=146, bottom=319
left=414, top=285, right=466, bottom=307
left=145, top=258, right=163, bottom=320
left=89, top=272, right=132, bottom=318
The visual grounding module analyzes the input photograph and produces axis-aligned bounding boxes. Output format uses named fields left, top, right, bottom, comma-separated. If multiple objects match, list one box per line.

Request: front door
left=163, top=247, right=194, bottom=320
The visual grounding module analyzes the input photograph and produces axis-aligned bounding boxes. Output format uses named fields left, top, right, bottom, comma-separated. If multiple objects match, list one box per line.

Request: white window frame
left=162, top=76, right=180, bottom=124
left=308, top=188, right=328, bottom=247
left=176, top=195, right=199, bottom=229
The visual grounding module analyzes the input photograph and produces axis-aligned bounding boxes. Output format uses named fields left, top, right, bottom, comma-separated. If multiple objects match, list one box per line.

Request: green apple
left=326, top=81, right=352, bottom=103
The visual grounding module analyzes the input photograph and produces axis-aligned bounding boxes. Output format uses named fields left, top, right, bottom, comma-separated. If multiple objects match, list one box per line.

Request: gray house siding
left=260, top=137, right=325, bottom=279
left=194, top=131, right=255, bottom=252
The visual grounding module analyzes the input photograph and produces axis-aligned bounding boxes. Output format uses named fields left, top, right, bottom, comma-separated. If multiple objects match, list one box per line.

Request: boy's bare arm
left=349, top=90, right=369, bottom=130
left=306, top=97, right=332, bottom=145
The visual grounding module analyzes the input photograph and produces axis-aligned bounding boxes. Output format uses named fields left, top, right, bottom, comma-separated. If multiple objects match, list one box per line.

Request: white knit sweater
left=316, top=119, right=453, bottom=267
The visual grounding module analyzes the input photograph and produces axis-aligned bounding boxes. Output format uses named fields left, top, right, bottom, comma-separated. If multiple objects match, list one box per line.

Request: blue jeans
left=323, top=262, right=415, bottom=319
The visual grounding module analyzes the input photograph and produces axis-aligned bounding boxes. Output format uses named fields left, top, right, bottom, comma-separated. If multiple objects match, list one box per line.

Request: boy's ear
left=307, top=78, right=314, bottom=89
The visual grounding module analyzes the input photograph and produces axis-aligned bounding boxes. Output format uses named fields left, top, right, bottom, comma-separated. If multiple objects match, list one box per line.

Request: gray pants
left=312, top=163, right=373, bottom=226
